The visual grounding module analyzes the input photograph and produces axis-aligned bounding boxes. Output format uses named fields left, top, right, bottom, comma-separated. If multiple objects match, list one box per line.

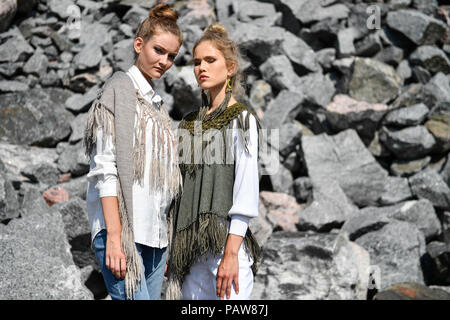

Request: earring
left=226, top=77, right=232, bottom=93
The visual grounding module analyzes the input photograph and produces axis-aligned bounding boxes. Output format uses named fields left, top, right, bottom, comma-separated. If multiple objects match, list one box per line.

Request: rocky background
left=0, top=0, right=450, bottom=300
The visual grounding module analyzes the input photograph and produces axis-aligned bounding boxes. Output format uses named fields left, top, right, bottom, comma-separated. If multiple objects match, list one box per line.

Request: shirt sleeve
left=228, top=111, right=259, bottom=237
left=86, top=127, right=118, bottom=198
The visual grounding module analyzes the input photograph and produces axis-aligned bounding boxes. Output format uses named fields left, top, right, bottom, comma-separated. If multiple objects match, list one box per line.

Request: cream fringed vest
left=83, top=71, right=182, bottom=299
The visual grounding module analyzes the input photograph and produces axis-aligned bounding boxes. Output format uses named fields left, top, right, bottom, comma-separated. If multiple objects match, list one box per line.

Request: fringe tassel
left=117, top=178, right=143, bottom=299
left=83, top=99, right=115, bottom=160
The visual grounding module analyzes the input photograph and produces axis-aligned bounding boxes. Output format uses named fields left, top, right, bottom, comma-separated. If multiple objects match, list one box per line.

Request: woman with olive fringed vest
left=83, top=4, right=183, bottom=300
left=166, top=24, right=262, bottom=300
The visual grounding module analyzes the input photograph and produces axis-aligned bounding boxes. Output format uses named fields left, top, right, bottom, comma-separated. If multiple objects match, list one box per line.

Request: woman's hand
left=216, top=234, right=243, bottom=300
left=106, top=231, right=127, bottom=279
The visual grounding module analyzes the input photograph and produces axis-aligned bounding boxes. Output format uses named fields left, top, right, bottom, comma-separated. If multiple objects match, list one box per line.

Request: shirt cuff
left=228, top=215, right=250, bottom=237
left=98, top=182, right=117, bottom=198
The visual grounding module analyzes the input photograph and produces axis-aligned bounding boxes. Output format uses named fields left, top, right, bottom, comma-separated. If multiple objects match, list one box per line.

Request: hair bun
left=149, top=3, right=178, bottom=22
left=204, top=24, right=228, bottom=38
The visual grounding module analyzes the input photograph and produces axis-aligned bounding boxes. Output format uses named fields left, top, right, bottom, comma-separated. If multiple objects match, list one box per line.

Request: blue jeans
left=93, top=229, right=167, bottom=300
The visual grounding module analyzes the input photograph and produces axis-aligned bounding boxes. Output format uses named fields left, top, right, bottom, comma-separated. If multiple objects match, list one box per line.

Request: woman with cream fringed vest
left=166, top=24, right=262, bottom=300
left=83, top=4, right=183, bottom=300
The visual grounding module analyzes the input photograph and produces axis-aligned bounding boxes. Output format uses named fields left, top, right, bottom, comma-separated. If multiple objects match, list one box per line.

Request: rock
left=296, top=178, right=358, bottom=232
left=0, top=167, right=20, bottom=222
left=259, top=191, right=301, bottom=233
left=20, top=162, right=60, bottom=186
left=65, top=85, right=99, bottom=113
left=424, top=241, right=450, bottom=285
left=281, top=31, right=320, bottom=73
left=410, top=46, right=450, bottom=75
left=260, top=55, right=301, bottom=92
left=0, top=142, right=59, bottom=186
left=409, top=169, right=450, bottom=210
left=374, top=46, right=404, bottom=67
left=236, top=1, right=277, bottom=22
left=337, top=27, right=360, bottom=58
left=386, top=9, right=448, bottom=46
left=425, top=108, right=450, bottom=152
left=248, top=199, right=275, bottom=247
left=56, top=141, right=89, bottom=177
left=301, top=129, right=389, bottom=207
left=421, top=73, right=450, bottom=110
left=0, top=88, right=74, bottom=147
left=355, top=220, right=426, bottom=289
left=379, top=125, right=436, bottom=160
left=47, top=0, right=76, bottom=19
left=278, top=122, right=302, bottom=158
left=166, top=65, right=202, bottom=118
left=391, top=156, right=431, bottom=177
left=0, top=80, right=29, bottom=93
left=251, top=231, right=370, bottom=300
left=113, top=38, right=134, bottom=72
left=23, top=48, right=48, bottom=76
left=378, top=176, right=413, bottom=205
left=325, top=94, right=390, bottom=144
left=315, top=48, right=335, bottom=70
left=354, top=32, right=382, bottom=57
left=69, top=113, right=88, bottom=144
left=231, top=24, right=285, bottom=65
left=249, top=80, right=272, bottom=114
left=294, top=1, right=350, bottom=25
left=73, top=43, right=103, bottom=71
left=55, top=174, right=88, bottom=201
left=0, top=209, right=93, bottom=299
left=18, top=183, right=50, bottom=218
left=43, top=187, right=70, bottom=206
left=440, top=155, right=450, bottom=188
left=383, top=103, right=429, bottom=127
left=349, top=57, right=402, bottom=104
left=0, top=0, right=17, bottom=33
left=269, top=164, right=294, bottom=196
left=0, top=30, right=34, bottom=63
left=261, top=90, right=304, bottom=130
left=396, top=60, right=413, bottom=81
left=293, top=177, right=312, bottom=203
left=374, top=282, right=450, bottom=300
left=297, top=72, right=335, bottom=108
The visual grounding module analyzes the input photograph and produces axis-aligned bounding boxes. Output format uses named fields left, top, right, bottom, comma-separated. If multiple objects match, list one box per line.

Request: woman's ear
left=134, top=37, right=144, bottom=55
left=227, top=61, right=237, bottom=77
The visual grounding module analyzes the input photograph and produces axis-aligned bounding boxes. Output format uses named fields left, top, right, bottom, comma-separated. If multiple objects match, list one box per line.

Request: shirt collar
left=127, top=65, right=155, bottom=98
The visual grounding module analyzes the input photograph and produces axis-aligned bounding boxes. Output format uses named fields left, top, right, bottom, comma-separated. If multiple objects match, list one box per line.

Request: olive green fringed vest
left=166, top=101, right=263, bottom=300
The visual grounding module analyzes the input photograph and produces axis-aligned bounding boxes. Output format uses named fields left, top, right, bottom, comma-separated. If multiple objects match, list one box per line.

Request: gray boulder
left=386, top=9, right=448, bottom=46
left=23, top=48, right=48, bottom=76
left=301, top=129, right=390, bottom=207
left=0, top=164, right=20, bottom=222
left=0, top=209, right=93, bottom=299
left=69, top=113, right=89, bottom=144
left=378, top=176, right=413, bottom=205
left=0, top=88, right=74, bottom=147
left=425, top=107, right=450, bottom=152
left=0, top=29, right=34, bottom=63
left=379, top=125, right=436, bottom=160
left=20, top=162, right=60, bottom=186
left=421, top=73, right=450, bottom=110
left=382, top=103, right=429, bottom=127
left=297, top=72, right=335, bottom=108
left=0, top=0, right=17, bottom=33
left=56, top=141, right=90, bottom=177
left=424, top=241, right=450, bottom=285
left=55, top=174, right=88, bottom=201
left=409, top=169, right=450, bottom=210
left=410, top=46, right=450, bottom=75
left=281, top=31, right=320, bottom=73
left=0, top=80, right=29, bottom=93
left=65, top=85, right=100, bottom=113
left=390, top=156, right=431, bottom=177
left=354, top=220, right=426, bottom=289
left=261, top=90, right=304, bottom=130
left=252, top=231, right=370, bottom=300
left=296, top=178, right=358, bottom=232
left=260, top=55, right=302, bottom=92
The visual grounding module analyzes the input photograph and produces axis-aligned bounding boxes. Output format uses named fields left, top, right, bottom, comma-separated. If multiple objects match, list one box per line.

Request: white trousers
left=181, top=241, right=254, bottom=300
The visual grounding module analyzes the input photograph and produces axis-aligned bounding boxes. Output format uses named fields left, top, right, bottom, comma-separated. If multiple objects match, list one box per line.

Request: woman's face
left=193, top=41, right=234, bottom=91
left=134, top=30, right=180, bottom=79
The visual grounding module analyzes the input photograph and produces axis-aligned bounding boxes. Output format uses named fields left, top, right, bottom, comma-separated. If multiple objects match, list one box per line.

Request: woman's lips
left=155, top=67, right=164, bottom=73
left=199, top=75, right=209, bottom=81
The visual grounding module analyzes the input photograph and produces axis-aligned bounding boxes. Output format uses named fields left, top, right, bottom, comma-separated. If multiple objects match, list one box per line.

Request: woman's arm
left=217, top=111, right=259, bottom=300
left=88, top=127, right=126, bottom=279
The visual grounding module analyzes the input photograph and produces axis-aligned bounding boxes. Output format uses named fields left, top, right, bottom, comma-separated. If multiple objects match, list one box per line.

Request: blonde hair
left=193, top=24, right=245, bottom=98
left=134, top=4, right=183, bottom=60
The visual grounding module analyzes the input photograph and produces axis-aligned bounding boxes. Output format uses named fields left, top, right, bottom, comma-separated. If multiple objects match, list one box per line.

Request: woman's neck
left=136, top=64, right=153, bottom=86
left=207, top=82, right=236, bottom=115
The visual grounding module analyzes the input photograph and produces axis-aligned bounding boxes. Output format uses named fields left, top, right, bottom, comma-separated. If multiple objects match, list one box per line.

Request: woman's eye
left=194, top=60, right=200, bottom=66
left=155, top=47, right=163, bottom=54
left=169, top=54, right=176, bottom=61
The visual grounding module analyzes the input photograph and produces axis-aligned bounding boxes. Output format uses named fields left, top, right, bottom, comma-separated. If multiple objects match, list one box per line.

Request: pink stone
left=326, top=94, right=388, bottom=114
left=259, top=191, right=304, bottom=232
left=58, top=173, right=71, bottom=183
left=43, top=187, right=69, bottom=206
